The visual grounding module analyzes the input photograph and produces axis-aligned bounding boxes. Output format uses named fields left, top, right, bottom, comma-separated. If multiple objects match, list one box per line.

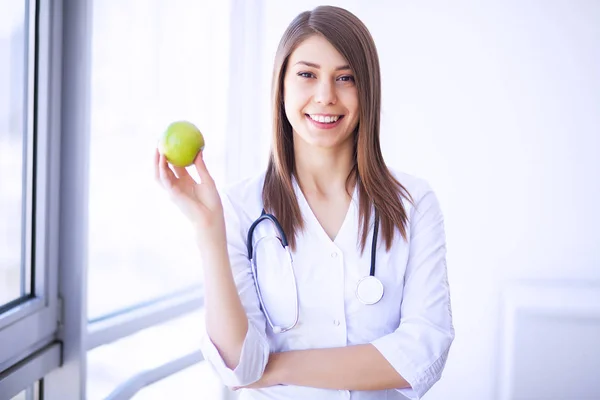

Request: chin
left=302, top=131, right=352, bottom=150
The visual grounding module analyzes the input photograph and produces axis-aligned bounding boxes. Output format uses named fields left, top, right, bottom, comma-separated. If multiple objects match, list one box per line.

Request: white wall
left=233, top=1, right=600, bottom=399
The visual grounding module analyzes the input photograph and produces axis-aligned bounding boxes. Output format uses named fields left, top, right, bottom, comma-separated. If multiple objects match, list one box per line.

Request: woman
left=155, top=5, right=454, bottom=399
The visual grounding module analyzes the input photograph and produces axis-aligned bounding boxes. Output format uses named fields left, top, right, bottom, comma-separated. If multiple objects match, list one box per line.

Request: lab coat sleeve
left=371, top=183, right=455, bottom=399
left=198, top=187, right=270, bottom=387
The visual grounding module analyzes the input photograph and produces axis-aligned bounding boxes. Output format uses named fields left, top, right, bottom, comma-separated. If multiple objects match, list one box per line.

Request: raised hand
left=154, top=148, right=225, bottom=241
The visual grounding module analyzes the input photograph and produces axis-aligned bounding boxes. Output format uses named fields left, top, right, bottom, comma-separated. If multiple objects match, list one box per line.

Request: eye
left=337, top=75, right=355, bottom=82
left=297, top=72, right=315, bottom=78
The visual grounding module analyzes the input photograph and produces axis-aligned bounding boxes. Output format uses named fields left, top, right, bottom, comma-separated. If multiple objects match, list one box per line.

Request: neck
left=292, top=135, right=355, bottom=197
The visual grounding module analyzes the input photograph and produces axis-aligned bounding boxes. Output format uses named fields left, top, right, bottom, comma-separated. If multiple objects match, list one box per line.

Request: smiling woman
left=155, top=5, right=454, bottom=400
left=284, top=35, right=359, bottom=148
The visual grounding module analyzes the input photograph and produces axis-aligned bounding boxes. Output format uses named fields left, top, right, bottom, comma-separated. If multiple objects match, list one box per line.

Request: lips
left=305, top=114, right=344, bottom=129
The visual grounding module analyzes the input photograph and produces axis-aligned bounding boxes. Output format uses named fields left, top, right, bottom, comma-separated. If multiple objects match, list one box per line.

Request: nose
left=313, top=80, right=337, bottom=105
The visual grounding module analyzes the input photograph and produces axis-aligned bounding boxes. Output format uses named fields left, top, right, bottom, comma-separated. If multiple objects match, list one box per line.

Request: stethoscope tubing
left=250, top=234, right=299, bottom=333
left=247, top=208, right=381, bottom=333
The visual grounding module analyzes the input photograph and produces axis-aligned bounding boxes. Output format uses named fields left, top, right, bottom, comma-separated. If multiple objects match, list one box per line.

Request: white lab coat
left=200, top=168, right=454, bottom=400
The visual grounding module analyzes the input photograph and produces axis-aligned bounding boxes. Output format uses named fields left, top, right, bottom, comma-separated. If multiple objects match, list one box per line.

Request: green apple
left=159, top=121, right=205, bottom=167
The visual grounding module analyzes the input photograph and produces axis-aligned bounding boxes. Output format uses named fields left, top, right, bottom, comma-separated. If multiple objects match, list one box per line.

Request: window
left=9, top=381, right=41, bottom=400
left=84, top=0, right=232, bottom=397
left=87, top=311, right=222, bottom=399
left=87, top=0, right=230, bottom=320
left=134, top=362, right=223, bottom=400
left=0, top=0, right=30, bottom=308
left=3, top=0, right=260, bottom=397
left=0, top=1, right=60, bottom=392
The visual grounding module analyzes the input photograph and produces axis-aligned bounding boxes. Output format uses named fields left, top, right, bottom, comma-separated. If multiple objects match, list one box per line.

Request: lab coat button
left=331, top=252, right=338, bottom=258
left=333, top=319, right=341, bottom=326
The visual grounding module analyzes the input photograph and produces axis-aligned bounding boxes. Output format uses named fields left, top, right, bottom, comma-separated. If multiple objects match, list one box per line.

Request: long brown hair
left=262, top=5, right=413, bottom=253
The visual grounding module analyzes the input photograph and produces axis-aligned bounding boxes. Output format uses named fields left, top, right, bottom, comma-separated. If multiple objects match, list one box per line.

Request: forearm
left=273, top=344, right=410, bottom=391
left=200, top=234, right=248, bottom=370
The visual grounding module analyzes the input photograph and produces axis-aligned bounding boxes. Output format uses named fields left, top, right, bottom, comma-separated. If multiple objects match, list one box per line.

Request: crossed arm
left=234, top=343, right=410, bottom=391
left=209, top=184, right=452, bottom=394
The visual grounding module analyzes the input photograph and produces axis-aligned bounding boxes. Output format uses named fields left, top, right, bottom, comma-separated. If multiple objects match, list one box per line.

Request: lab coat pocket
left=252, top=235, right=297, bottom=333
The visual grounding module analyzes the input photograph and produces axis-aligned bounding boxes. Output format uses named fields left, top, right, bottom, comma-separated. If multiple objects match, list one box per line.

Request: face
left=283, top=35, right=359, bottom=150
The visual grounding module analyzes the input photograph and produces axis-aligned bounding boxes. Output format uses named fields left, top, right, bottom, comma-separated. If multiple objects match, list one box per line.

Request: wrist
left=197, top=235, right=227, bottom=258
left=269, top=352, right=290, bottom=385
left=194, top=224, right=226, bottom=249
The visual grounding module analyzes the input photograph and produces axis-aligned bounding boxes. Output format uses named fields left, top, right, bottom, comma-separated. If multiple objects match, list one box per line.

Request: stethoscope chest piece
left=355, top=275, right=384, bottom=305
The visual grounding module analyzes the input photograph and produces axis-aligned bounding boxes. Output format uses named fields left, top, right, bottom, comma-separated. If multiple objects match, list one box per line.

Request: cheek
left=344, top=91, right=360, bottom=115
left=282, top=88, right=295, bottom=122
left=285, top=80, right=311, bottom=104
left=284, top=100, right=302, bottom=126
left=341, top=93, right=359, bottom=123
left=284, top=92, right=308, bottom=122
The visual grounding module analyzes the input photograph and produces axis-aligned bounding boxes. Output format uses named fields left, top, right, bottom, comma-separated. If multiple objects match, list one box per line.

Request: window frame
left=2, top=0, right=266, bottom=398
left=0, top=0, right=60, bottom=373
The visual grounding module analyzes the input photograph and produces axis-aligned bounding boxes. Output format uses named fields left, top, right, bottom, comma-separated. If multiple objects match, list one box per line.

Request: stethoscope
left=246, top=209, right=384, bottom=334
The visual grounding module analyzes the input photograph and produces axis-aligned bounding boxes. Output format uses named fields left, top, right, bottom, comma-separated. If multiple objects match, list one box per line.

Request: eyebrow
left=294, top=61, right=351, bottom=71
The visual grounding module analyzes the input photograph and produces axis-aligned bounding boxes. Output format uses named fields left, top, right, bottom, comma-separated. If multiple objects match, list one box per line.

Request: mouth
left=305, top=113, right=344, bottom=129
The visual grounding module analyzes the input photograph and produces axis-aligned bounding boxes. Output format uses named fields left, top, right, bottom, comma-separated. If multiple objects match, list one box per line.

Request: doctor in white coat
left=156, top=5, right=454, bottom=399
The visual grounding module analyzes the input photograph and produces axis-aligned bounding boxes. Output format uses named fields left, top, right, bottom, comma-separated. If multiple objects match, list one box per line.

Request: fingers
left=170, top=164, right=188, bottom=181
left=154, top=148, right=160, bottom=183
left=156, top=147, right=206, bottom=190
left=194, top=150, right=214, bottom=185
left=157, top=151, right=177, bottom=189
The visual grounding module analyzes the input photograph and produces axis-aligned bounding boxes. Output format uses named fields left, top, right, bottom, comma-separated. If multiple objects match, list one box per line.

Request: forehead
left=289, top=35, right=349, bottom=67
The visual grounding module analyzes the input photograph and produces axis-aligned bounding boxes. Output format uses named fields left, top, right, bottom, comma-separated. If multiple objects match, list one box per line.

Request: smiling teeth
left=309, top=114, right=340, bottom=123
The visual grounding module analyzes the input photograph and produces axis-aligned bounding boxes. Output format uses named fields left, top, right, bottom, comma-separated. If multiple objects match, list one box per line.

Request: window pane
left=134, top=362, right=223, bottom=400
left=87, top=311, right=220, bottom=399
left=0, top=0, right=30, bottom=307
left=10, top=381, right=41, bottom=400
left=88, top=0, right=230, bottom=319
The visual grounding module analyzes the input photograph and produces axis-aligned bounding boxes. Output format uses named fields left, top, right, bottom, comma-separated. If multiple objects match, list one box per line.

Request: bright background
left=1, top=0, right=599, bottom=399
